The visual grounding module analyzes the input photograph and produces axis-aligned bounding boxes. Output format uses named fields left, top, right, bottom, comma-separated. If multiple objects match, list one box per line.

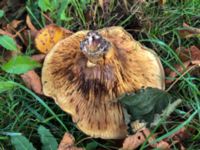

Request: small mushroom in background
left=42, top=26, right=165, bottom=139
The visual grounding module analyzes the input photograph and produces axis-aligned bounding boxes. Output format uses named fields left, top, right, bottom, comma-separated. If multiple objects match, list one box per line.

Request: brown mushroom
left=42, top=26, right=165, bottom=139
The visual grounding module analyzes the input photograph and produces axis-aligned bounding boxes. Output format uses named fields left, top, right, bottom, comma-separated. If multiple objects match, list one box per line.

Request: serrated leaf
left=38, top=125, right=58, bottom=150
left=0, top=10, right=4, bottom=18
left=11, top=135, right=36, bottom=150
left=1, top=55, right=41, bottom=75
left=0, top=35, right=17, bottom=51
left=120, top=87, right=173, bottom=125
left=0, top=81, right=15, bottom=93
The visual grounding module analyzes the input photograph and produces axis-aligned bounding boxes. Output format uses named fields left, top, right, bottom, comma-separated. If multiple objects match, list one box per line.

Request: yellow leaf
left=35, top=24, right=73, bottom=54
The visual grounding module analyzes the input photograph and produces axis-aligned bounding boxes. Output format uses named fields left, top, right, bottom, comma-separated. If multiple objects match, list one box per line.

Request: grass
left=0, top=0, right=200, bottom=149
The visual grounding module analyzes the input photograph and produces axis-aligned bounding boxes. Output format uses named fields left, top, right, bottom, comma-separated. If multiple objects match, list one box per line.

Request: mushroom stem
left=87, top=60, right=97, bottom=67
left=80, top=31, right=111, bottom=65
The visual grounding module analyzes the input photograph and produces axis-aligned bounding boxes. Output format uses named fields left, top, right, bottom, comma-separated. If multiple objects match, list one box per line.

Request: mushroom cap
left=42, top=26, right=165, bottom=139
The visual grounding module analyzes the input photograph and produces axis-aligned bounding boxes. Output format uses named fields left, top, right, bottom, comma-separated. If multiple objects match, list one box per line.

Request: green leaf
left=38, top=125, right=58, bottom=150
left=11, top=135, right=36, bottom=150
left=0, top=81, right=15, bottom=93
left=86, top=141, right=98, bottom=150
left=38, top=0, right=52, bottom=12
left=120, top=87, right=173, bottom=125
left=0, top=35, right=17, bottom=51
left=52, top=0, right=59, bottom=10
left=57, top=0, right=70, bottom=23
left=0, top=10, right=4, bottom=18
left=1, top=55, right=41, bottom=75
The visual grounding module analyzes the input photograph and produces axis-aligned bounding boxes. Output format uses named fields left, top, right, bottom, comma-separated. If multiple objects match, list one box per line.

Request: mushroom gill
left=42, top=26, right=165, bottom=139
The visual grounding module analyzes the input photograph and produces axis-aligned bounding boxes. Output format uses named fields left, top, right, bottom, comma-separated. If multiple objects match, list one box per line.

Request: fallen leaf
left=6, top=19, right=23, bottom=33
left=26, top=15, right=38, bottom=35
left=20, top=70, right=43, bottom=95
left=179, top=23, right=200, bottom=38
left=165, top=61, right=191, bottom=84
left=163, top=127, right=192, bottom=150
left=120, top=87, right=172, bottom=126
left=122, top=0, right=129, bottom=11
left=98, top=0, right=110, bottom=12
left=31, top=54, right=46, bottom=63
left=167, top=127, right=191, bottom=141
left=35, top=24, right=73, bottom=54
left=122, top=131, right=146, bottom=150
left=156, top=141, right=170, bottom=150
left=0, top=49, right=20, bottom=63
left=166, top=45, right=200, bottom=84
left=159, top=0, right=167, bottom=5
left=121, top=128, right=170, bottom=150
left=0, top=29, right=14, bottom=37
left=0, top=17, right=27, bottom=47
left=58, top=133, right=83, bottom=150
left=176, top=46, right=200, bottom=62
left=22, top=29, right=37, bottom=46
left=191, top=60, right=200, bottom=65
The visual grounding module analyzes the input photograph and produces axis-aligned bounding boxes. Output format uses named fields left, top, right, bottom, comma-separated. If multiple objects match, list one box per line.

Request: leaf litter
left=0, top=2, right=198, bottom=150
left=166, top=45, right=200, bottom=84
left=58, top=133, right=83, bottom=150
left=35, top=24, right=73, bottom=54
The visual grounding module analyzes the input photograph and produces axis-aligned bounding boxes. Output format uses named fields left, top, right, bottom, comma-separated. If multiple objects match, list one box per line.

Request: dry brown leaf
left=1, top=19, right=26, bottom=45
left=191, top=60, right=200, bottom=65
left=156, top=141, right=170, bottom=150
left=6, top=19, right=23, bottom=33
left=35, top=24, right=73, bottom=54
left=179, top=23, right=200, bottom=38
left=122, top=132, right=146, bottom=150
left=122, top=0, right=129, bottom=11
left=58, top=133, right=83, bottom=150
left=31, top=54, right=46, bottom=63
left=166, top=45, right=200, bottom=84
left=98, top=0, right=110, bottom=12
left=162, top=127, right=192, bottom=150
left=22, top=29, right=38, bottom=46
left=25, top=15, right=38, bottom=43
left=121, top=128, right=170, bottom=150
left=176, top=46, right=200, bottom=62
left=0, top=29, right=14, bottom=37
left=159, top=0, right=167, bottom=5
left=26, top=15, right=38, bottom=34
left=20, top=70, right=43, bottom=95
left=167, top=127, right=191, bottom=141
left=0, top=49, right=20, bottom=63
left=165, top=61, right=191, bottom=84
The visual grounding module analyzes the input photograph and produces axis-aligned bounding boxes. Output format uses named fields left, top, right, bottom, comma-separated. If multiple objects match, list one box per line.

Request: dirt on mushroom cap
left=42, top=26, right=165, bottom=139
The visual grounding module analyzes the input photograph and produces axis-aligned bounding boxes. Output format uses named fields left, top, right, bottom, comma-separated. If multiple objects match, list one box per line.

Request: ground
left=0, top=0, right=200, bottom=149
